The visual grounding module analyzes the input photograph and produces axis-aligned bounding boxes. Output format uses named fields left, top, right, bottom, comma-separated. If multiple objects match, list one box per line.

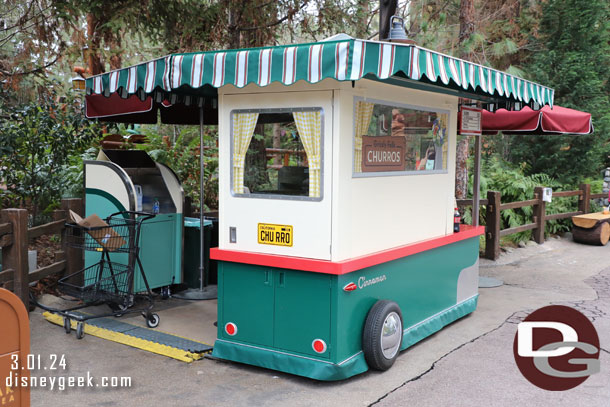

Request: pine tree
left=510, top=0, right=610, bottom=183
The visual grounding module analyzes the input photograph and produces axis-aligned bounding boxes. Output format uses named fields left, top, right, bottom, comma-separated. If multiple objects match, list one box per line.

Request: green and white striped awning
left=86, top=38, right=554, bottom=108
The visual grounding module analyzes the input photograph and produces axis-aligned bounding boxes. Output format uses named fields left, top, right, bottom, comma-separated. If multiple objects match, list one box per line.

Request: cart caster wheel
left=146, top=314, right=160, bottom=329
left=115, top=301, right=130, bottom=317
left=76, top=322, right=85, bottom=340
left=63, top=317, right=71, bottom=334
left=161, top=286, right=171, bottom=299
left=362, top=300, right=403, bottom=371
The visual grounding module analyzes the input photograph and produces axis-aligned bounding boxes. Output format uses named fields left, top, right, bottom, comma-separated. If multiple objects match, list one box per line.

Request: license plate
left=258, top=223, right=293, bottom=247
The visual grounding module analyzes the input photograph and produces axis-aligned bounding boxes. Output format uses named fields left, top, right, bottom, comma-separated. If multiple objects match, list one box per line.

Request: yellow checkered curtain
left=293, top=111, right=322, bottom=198
left=233, top=113, right=259, bottom=193
left=354, top=101, right=374, bottom=172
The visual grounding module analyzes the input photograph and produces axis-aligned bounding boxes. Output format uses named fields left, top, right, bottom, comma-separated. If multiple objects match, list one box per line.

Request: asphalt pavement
left=28, top=236, right=609, bottom=406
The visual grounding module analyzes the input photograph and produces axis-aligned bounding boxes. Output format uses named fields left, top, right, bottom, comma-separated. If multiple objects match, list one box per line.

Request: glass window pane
left=355, top=99, right=449, bottom=175
left=231, top=108, right=323, bottom=200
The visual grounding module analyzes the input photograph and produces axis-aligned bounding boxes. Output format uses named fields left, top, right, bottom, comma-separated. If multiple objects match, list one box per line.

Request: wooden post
left=485, top=191, right=501, bottom=260
left=533, top=186, right=546, bottom=244
left=579, top=183, right=591, bottom=214
left=1, top=209, right=29, bottom=308
left=61, top=198, right=84, bottom=277
left=472, top=135, right=482, bottom=226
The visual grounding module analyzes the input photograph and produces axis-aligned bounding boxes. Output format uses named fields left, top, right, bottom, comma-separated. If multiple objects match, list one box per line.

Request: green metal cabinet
left=133, top=213, right=182, bottom=292
left=84, top=152, right=184, bottom=293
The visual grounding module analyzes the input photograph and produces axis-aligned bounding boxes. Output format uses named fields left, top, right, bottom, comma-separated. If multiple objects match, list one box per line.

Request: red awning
left=85, top=93, right=157, bottom=124
left=482, top=105, right=593, bottom=135
left=84, top=93, right=218, bottom=125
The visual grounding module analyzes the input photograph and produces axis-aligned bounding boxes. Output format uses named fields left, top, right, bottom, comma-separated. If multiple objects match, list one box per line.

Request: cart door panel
left=221, top=263, right=274, bottom=346
left=135, top=214, right=180, bottom=292
left=274, top=270, right=331, bottom=358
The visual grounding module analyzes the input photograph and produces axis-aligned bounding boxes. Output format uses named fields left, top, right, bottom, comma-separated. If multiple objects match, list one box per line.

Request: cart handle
left=108, top=211, right=156, bottom=223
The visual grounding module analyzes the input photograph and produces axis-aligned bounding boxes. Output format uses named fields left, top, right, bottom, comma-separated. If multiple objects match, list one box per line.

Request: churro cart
left=84, top=33, right=555, bottom=380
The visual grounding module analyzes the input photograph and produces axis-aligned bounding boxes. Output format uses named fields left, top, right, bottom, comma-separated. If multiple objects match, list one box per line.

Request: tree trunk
left=379, top=0, right=398, bottom=40
left=244, top=124, right=269, bottom=192
left=227, top=1, right=242, bottom=49
left=455, top=136, right=470, bottom=199
left=86, top=13, right=104, bottom=75
left=272, top=123, right=281, bottom=166
left=355, top=0, right=370, bottom=39
left=105, top=32, right=122, bottom=70
left=459, top=0, right=475, bottom=47
left=455, top=0, right=475, bottom=199
left=573, top=223, right=610, bottom=246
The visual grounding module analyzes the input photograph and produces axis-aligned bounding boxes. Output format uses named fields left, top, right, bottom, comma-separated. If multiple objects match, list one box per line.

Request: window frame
left=230, top=106, right=325, bottom=202
left=352, top=97, right=450, bottom=178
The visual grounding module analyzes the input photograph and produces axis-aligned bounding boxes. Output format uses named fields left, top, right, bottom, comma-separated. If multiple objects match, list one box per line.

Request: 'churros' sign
left=361, top=136, right=406, bottom=172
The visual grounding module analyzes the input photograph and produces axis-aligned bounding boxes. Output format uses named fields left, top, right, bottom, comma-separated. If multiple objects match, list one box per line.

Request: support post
left=1, top=209, right=29, bottom=308
left=533, top=187, right=546, bottom=244
left=61, top=198, right=84, bottom=277
left=578, top=183, right=591, bottom=214
left=472, top=135, right=482, bottom=226
left=485, top=191, right=501, bottom=260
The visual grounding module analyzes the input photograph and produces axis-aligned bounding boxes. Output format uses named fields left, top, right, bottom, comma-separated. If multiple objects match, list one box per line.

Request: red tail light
left=312, top=339, right=327, bottom=353
left=225, top=322, right=237, bottom=336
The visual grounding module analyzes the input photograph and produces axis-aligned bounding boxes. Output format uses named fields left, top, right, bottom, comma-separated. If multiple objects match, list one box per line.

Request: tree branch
left=0, top=54, right=60, bottom=77
left=239, top=1, right=309, bottom=32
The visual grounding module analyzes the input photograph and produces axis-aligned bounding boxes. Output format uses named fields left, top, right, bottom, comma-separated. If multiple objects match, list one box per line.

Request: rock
left=503, top=247, right=514, bottom=253
left=526, top=240, right=537, bottom=246
left=518, top=241, right=527, bottom=248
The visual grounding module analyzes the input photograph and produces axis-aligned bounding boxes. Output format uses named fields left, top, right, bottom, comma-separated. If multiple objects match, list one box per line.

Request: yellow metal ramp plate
left=43, top=311, right=212, bottom=363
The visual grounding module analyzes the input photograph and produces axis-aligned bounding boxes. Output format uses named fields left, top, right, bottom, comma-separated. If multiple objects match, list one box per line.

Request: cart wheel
left=63, top=317, right=71, bottom=334
left=76, top=322, right=85, bottom=340
left=362, top=300, right=403, bottom=371
left=146, top=314, right=160, bottom=329
left=161, top=286, right=170, bottom=299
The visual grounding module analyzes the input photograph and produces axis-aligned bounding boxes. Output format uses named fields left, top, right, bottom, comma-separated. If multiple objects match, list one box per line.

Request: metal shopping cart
left=33, top=211, right=160, bottom=339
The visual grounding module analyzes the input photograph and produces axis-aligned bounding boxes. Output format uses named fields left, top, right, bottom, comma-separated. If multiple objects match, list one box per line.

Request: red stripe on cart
left=210, top=225, right=484, bottom=275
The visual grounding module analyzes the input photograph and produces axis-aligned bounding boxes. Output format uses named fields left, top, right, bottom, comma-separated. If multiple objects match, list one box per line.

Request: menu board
left=459, top=107, right=482, bottom=135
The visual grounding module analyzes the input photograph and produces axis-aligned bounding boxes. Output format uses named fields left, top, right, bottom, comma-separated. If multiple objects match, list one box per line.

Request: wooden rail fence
left=0, top=198, right=83, bottom=309
left=458, top=183, right=606, bottom=260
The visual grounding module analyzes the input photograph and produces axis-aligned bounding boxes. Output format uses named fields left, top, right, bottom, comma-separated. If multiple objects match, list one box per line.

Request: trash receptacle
left=183, top=217, right=214, bottom=288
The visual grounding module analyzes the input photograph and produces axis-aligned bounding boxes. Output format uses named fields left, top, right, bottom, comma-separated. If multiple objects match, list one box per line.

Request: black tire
left=146, top=313, right=160, bottom=328
left=362, top=300, right=403, bottom=371
left=63, top=317, right=71, bottom=334
left=76, top=322, right=84, bottom=340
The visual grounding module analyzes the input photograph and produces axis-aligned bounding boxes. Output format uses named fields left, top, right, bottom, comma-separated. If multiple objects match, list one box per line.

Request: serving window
left=353, top=98, right=449, bottom=176
left=231, top=107, right=323, bottom=200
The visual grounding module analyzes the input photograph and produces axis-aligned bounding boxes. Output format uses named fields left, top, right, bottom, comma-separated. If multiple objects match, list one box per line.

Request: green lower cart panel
left=213, top=339, right=368, bottom=381
left=213, top=236, right=480, bottom=381
left=213, top=295, right=478, bottom=380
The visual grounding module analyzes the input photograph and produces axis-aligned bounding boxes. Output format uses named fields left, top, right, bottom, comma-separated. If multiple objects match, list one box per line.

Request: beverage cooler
left=84, top=149, right=184, bottom=292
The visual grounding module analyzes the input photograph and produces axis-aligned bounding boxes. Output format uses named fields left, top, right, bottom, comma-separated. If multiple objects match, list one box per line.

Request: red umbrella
left=482, top=105, right=593, bottom=135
